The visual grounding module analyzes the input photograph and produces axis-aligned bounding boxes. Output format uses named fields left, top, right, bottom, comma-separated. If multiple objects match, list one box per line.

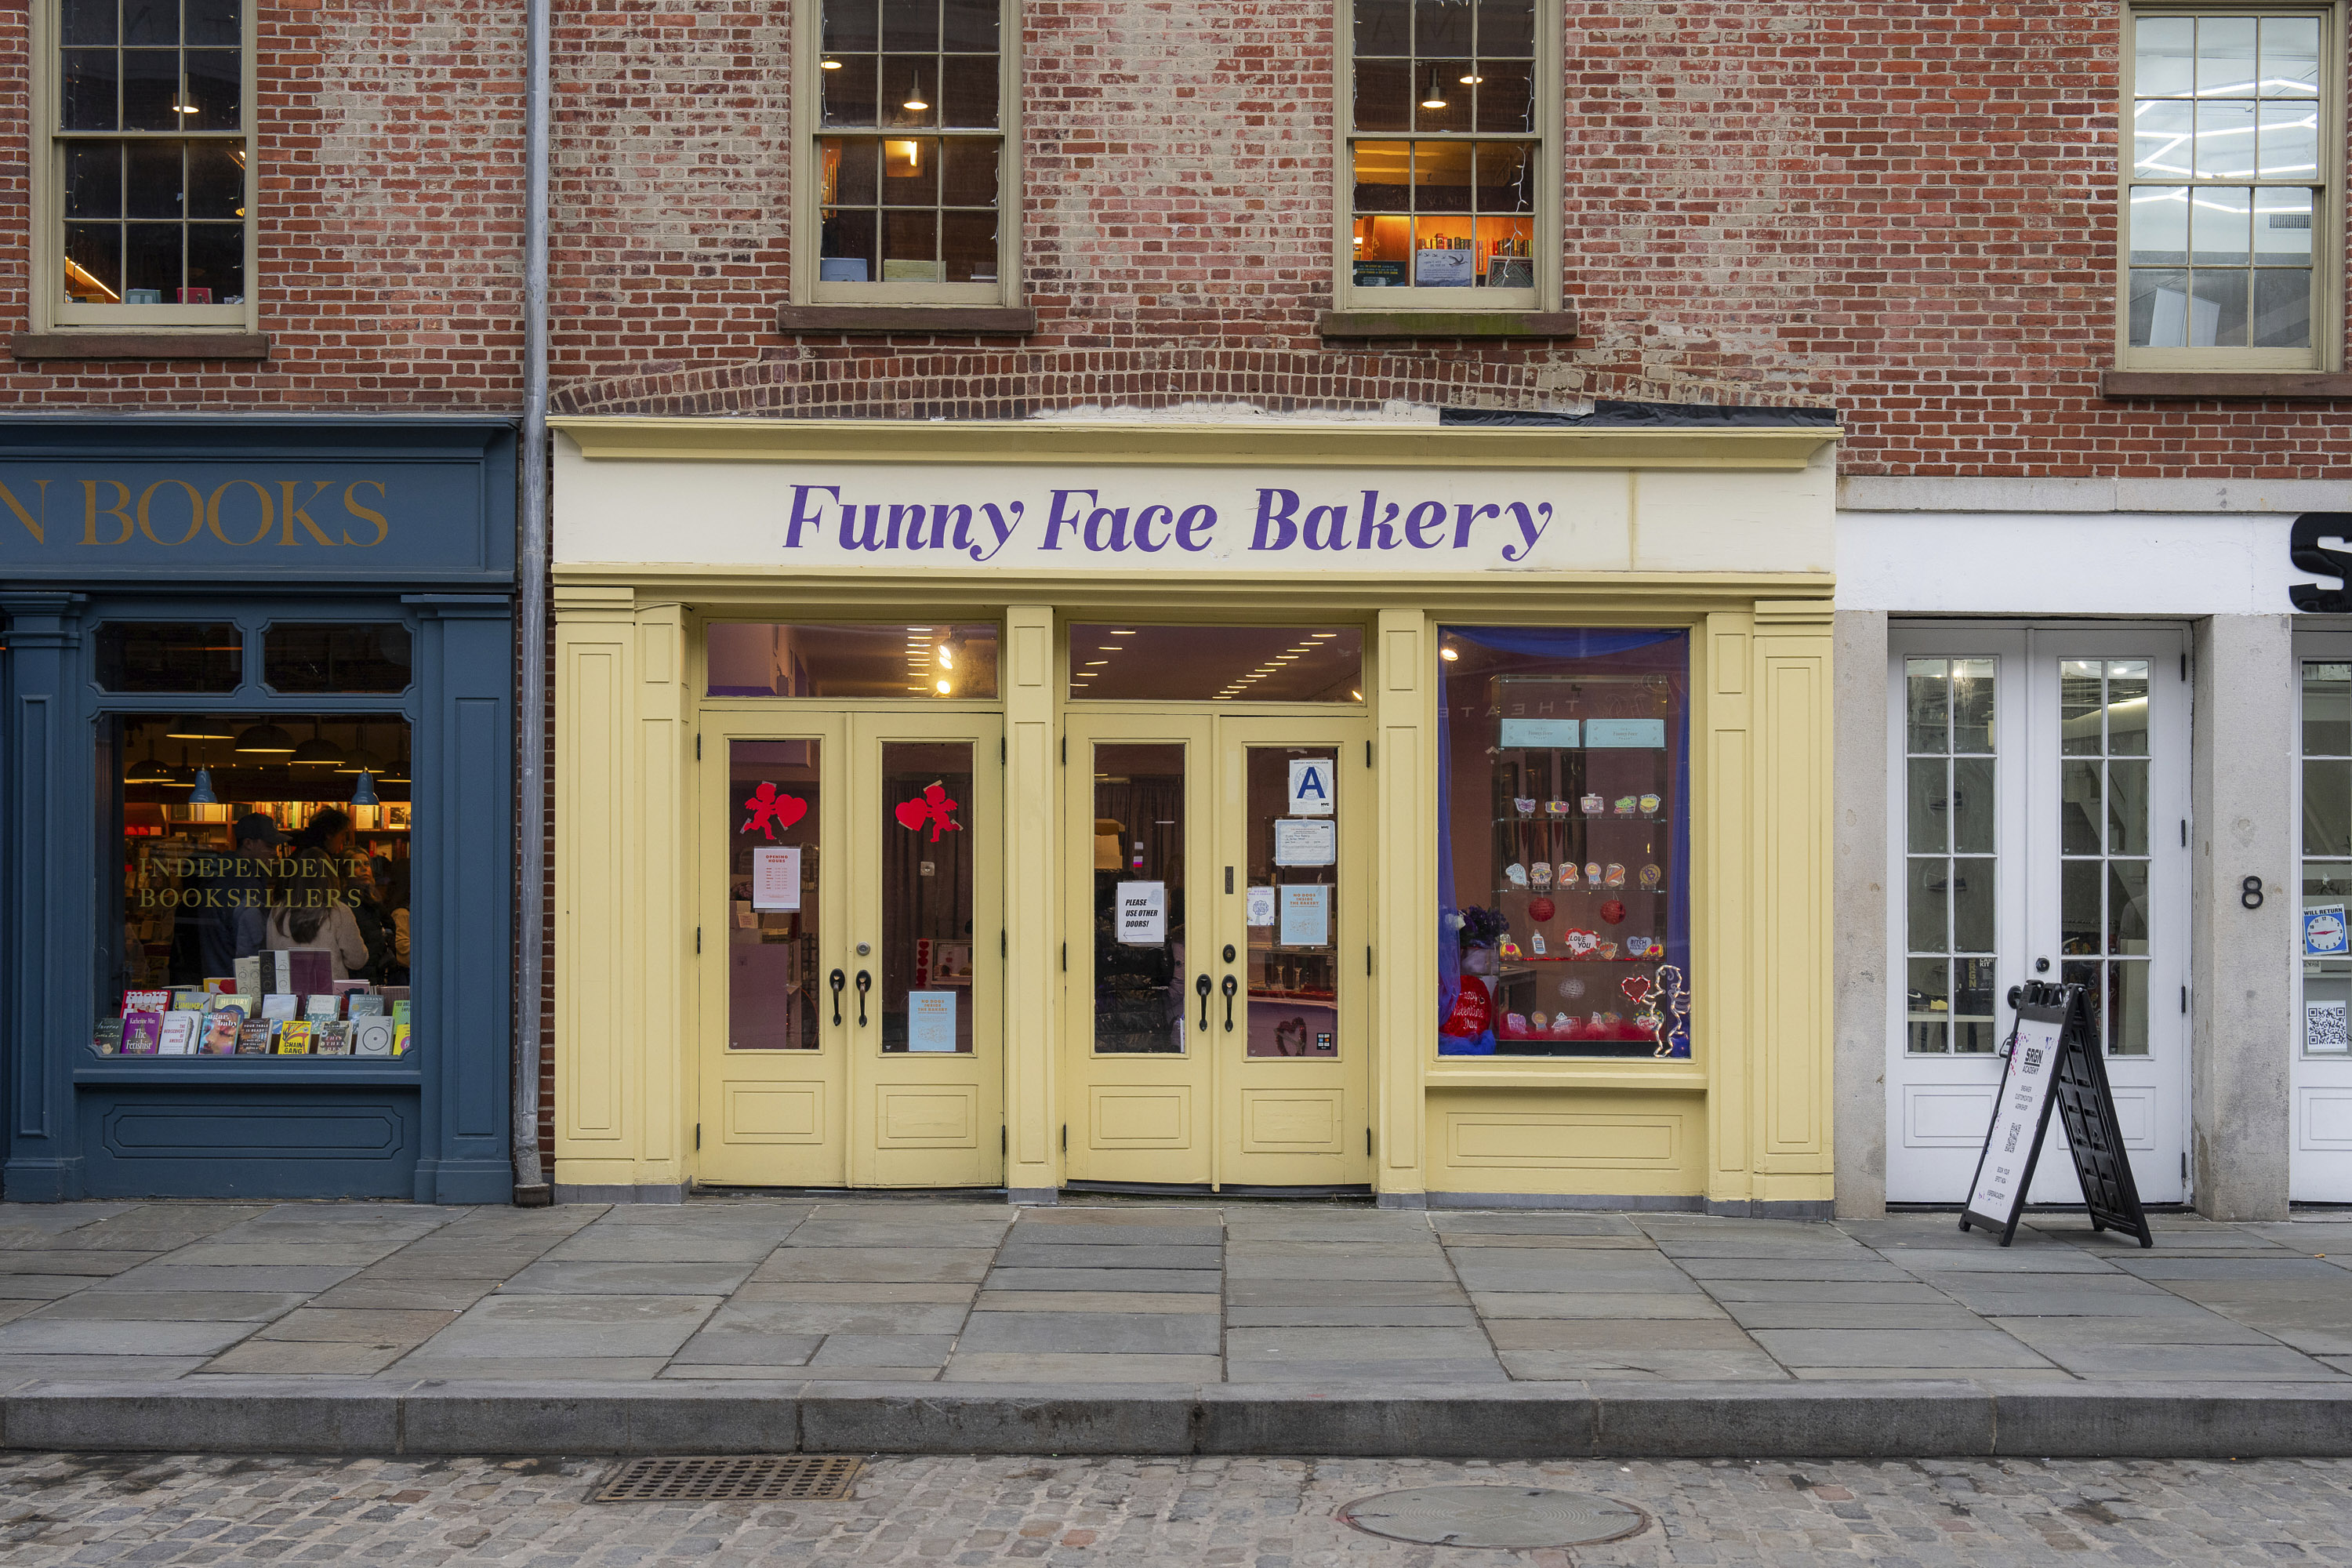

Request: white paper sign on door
left=906, top=989, right=959, bottom=1052
left=1965, top=1016, right=2063, bottom=1227
left=1272, top=818, right=1336, bottom=866
left=751, top=845, right=801, bottom=911
left=1116, top=880, right=1167, bottom=944
left=1245, top=886, right=1277, bottom=927
left=1287, top=757, right=1336, bottom=815
left=1279, top=884, right=1330, bottom=947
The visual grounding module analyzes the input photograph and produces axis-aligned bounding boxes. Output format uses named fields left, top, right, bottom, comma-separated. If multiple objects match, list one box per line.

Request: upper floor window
left=2123, top=7, right=2337, bottom=368
left=42, top=0, right=255, bottom=329
left=804, top=0, right=1011, bottom=303
left=1342, top=0, right=1553, bottom=309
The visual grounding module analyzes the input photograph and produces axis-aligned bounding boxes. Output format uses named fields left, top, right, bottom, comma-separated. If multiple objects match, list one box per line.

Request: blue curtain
left=1436, top=627, right=1690, bottom=1055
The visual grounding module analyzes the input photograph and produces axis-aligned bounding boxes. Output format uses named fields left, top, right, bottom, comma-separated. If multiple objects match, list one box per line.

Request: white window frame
left=2116, top=1, right=2344, bottom=371
left=1331, top=0, right=1559, bottom=312
left=793, top=0, right=1021, bottom=306
left=31, top=0, right=259, bottom=332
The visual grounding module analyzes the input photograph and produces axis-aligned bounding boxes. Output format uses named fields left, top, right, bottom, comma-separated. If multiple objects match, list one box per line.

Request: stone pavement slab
left=0, top=1196, right=2345, bottom=1448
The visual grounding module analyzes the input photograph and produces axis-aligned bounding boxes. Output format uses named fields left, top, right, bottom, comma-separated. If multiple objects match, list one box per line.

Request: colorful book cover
left=122, top=989, right=171, bottom=1016
left=392, top=999, right=412, bottom=1026
left=261, top=993, right=299, bottom=1022
left=200, top=1004, right=247, bottom=1055
left=237, top=1019, right=276, bottom=1055
left=391, top=1023, right=412, bottom=1057
left=312, top=1022, right=352, bottom=1057
left=91, top=1018, right=123, bottom=1055
left=274, top=1021, right=315, bottom=1055
left=345, top=993, right=387, bottom=1018
left=120, top=1010, right=164, bottom=1055
left=332, top=978, right=372, bottom=998
left=157, top=1011, right=201, bottom=1056
left=201, top=976, right=236, bottom=995
left=169, top=989, right=209, bottom=1012
left=350, top=1017, right=396, bottom=1057
left=303, top=994, right=343, bottom=1022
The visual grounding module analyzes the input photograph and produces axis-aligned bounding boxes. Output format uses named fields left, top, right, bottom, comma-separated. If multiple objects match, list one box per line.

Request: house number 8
left=2241, top=875, right=2264, bottom=910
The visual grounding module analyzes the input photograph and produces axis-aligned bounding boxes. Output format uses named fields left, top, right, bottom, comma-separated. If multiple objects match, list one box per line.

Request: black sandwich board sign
left=1958, top=980, right=2154, bottom=1248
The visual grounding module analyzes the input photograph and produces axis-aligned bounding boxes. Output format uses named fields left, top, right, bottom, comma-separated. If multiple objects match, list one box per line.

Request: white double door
left=1886, top=625, right=2190, bottom=1207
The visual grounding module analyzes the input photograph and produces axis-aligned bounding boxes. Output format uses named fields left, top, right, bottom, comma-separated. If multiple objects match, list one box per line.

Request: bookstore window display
left=96, top=710, right=416, bottom=1061
left=1437, top=628, right=1690, bottom=1058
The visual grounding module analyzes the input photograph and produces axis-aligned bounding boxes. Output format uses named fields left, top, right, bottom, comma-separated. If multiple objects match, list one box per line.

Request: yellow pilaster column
left=553, top=584, right=693, bottom=1198
left=1748, top=597, right=1837, bottom=1212
left=1374, top=608, right=1432, bottom=1201
left=1001, top=603, right=1060, bottom=1199
left=1700, top=609, right=1755, bottom=1212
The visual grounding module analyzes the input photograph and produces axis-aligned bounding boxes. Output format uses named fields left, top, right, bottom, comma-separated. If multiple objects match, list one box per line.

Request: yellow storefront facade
left=547, top=416, right=1841, bottom=1213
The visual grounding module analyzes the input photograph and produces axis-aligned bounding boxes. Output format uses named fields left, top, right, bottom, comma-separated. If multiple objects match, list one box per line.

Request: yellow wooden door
left=1213, top=717, right=1372, bottom=1189
left=847, top=712, right=1004, bottom=1187
left=1063, top=711, right=1216, bottom=1185
left=696, top=717, right=850, bottom=1187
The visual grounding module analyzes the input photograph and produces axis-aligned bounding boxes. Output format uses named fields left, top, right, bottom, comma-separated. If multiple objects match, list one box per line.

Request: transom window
left=810, top=0, right=1009, bottom=301
left=1343, top=0, right=1551, bottom=307
left=45, top=0, right=252, bottom=326
left=2124, top=7, right=2334, bottom=365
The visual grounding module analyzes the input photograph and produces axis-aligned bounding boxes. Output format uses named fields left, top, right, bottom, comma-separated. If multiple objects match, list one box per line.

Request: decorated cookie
left=1639, top=793, right=1661, bottom=815
left=1504, top=863, right=1528, bottom=887
left=1562, top=927, right=1601, bottom=958
left=1514, top=797, right=1538, bottom=816
left=1580, top=793, right=1605, bottom=815
left=1613, top=796, right=1638, bottom=815
left=1605, top=862, right=1627, bottom=888
left=1639, top=863, right=1663, bottom=891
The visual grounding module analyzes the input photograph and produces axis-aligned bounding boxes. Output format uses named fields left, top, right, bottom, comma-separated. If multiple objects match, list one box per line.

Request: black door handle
left=855, top=969, right=872, bottom=1028
left=829, top=968, right=846, bottom=1026
left=1221, top=973, right=1238, bottom=1033
left=1195, top=972, right=1211, bottom=1031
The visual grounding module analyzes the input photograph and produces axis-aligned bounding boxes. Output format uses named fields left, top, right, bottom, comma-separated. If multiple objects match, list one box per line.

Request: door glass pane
left=1092, top=743, right=1187, bottom=1053
left=728, top=740, right=821, bottom=1050
left=1903, top=656, right=1996, bottom=1054
left=2303, top=662, right=2352, bottom=1055
left=1247, top=746, right=1340, bottom=1058
left=2058, top=659, right=2155, bottom=1054
left=880, top=742, right=975, bottom=1052
left=1068, top=624, right=1363, bottom=702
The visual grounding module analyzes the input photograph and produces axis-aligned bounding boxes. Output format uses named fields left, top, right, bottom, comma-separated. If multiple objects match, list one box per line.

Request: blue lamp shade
left=187, top=768, right=219, bottom=805
left=350, top=770, right=380, bottom=808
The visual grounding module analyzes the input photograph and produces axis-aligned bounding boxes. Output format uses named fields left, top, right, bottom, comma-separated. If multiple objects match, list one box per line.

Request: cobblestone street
left=2, top=1450, right=2349, bottom=1566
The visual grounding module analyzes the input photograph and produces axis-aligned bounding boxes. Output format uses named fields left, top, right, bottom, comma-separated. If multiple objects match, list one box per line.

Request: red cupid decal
left=740, top=782, right=808, bottom=840
left=894, top=782, right=963, bottom=843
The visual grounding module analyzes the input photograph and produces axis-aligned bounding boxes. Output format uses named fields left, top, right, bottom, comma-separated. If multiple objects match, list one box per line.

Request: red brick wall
left=548, top=0, right=2350, bottom=477
left=0, top=3, right=525, bottom=408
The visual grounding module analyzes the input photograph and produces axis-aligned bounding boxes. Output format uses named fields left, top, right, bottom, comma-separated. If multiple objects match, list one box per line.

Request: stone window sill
left=2102, top=370, right=2352, bottom=399
left=1319, top=310, right=1579, bottom=340
left=11, top=331, right=270, bottom=361
left=775, top=305, right=1036, bottom=337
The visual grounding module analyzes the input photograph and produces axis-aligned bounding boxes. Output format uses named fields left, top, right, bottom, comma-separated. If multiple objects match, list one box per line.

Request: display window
left=1067, top=623, right=1363, bottom=702
left=100, top=709, right=414, bottom=1058
left=1437, top=628, right=1690, bottom=1058
left=707, top=621, right=998, bottom=699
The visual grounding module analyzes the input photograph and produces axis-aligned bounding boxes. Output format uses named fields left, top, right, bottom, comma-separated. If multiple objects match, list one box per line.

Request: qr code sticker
left=2307, top=1000, right=2349, bottom=1051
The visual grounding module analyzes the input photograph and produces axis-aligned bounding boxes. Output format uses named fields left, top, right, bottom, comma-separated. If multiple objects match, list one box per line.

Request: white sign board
left=1116, top=880, right=1167, bottom=945
left=1279, top=884, right=1331, bottom=947
left=1965, top=1017, right=2064, bottom=1228
left=1272, top=818, right=1336, bottom=866
left=1287, top=758, right=1335, bottom=815
left=750, top=845, right=801, bottom=911
left=906, top=990, right=959, bottom=1052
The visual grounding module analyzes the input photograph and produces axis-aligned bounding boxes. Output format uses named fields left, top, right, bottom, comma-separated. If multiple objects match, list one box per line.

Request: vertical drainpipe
left=512, top=0, right=553, bottom=1203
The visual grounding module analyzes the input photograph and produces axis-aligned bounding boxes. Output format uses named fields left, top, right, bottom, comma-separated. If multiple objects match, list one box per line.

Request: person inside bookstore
left=265, top=867, right=371, bottom=982
left=352, top=855, right=410, bottom=985
left=192, top=812, right=286, bottom=979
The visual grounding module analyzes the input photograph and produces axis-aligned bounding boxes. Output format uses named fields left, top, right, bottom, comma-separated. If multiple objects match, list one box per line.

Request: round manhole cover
left=1338, top=1486, right=1647, bottom=1549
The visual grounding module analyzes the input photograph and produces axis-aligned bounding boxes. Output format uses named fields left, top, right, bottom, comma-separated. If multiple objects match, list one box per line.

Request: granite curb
left=4, top=1378, right=2350, bottom=1458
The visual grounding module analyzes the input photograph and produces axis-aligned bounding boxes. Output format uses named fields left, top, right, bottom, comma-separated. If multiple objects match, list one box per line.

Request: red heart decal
left=771, top=795, right=808, bottom=829
left=894, top=799, right=930, bottom=831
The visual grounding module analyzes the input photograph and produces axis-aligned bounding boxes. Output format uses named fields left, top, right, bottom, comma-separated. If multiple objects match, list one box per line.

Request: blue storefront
left=0, top=419, right=516, bottom=1202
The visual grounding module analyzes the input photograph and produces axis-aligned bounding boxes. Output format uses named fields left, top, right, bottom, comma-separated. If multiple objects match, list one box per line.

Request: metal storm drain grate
left=592, top=1455, right=862, bottom=1504
left=1339, top=1486, right=1646, bottom=1549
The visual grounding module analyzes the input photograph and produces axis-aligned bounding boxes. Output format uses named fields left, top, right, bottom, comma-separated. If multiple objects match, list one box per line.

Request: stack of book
left=100, top=980, right=414, bottom=1059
